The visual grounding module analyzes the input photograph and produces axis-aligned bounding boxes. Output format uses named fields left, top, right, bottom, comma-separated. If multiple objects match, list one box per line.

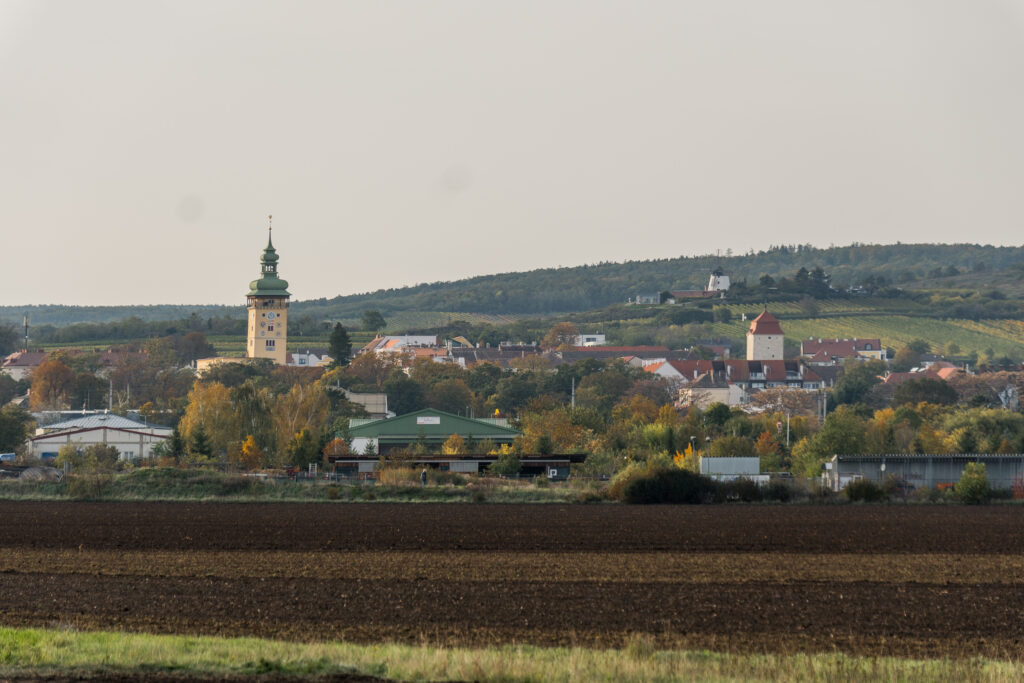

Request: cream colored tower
left=246, top=222, right=290, bottom=365
left=746, top=309, right=784, bottom=361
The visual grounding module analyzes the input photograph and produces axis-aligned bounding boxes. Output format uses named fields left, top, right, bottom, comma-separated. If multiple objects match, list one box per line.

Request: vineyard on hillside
left=708, top=316, right=1024, bottom=357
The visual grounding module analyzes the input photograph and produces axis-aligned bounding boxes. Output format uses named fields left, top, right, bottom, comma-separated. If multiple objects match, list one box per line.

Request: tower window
left=266, top=340, right=275, bottom=349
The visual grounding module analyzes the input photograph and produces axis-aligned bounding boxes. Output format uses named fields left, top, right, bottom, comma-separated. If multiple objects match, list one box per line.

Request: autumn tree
left=427, top=378, right=475, bottom=415
left=346, top=352, right=401, bottom=391
left=179, top=381, right=241, bottom=457
left=233, top=435, right=266, bottom=471
left=270, top=383, right=329, bottom=460
left=518, top=408, right=586, bottom=453
left=754, top=430, right=783, bottom=472
left=322, top=437, right=350, bottom=464
left=231, top=380, right=273, bottom=451
left=442, top=433, right=466, bottom=455
left=287, top=428, right=323, bottom=468
left=541, top=322, right=580, bottom=349
left=750, top=386, right=819, bottom=416
left=30, top=358, right=75, bottom=410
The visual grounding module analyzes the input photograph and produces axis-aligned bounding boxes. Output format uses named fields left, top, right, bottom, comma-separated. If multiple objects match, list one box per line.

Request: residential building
left=645, top=359, right=824, bottom=407
left=800, top=338, right=884, bottom=364
left=746, top=309, right=784, bottom=361
left=449, top=344, right=542, bottom=369
left=360, top=336, right=439, bottom=354
left=334, top=388, right=390, bottom=419
left=1, top=351, right=47, bottom=381
left=572, top=333, right=607, bottom=347
left=287, top=349, right=333, bottom=368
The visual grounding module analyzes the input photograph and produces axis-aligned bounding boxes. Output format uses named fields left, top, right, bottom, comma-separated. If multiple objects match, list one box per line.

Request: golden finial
left=268, top=214, right=273, bottom=232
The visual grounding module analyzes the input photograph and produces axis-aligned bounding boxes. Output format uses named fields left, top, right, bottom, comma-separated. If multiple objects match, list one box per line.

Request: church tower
left=246, top=217, right=289, bottom=365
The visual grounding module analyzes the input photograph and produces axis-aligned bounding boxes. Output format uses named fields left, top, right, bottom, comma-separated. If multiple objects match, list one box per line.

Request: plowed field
left=2, top=502, right=1024, bottom=659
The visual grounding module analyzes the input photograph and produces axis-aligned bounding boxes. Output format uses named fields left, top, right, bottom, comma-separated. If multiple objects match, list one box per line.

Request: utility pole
left=570, top=377, right=575, bottom=409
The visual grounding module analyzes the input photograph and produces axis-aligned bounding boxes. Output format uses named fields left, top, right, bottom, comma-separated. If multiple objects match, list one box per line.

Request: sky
left=3, top=1, right=1024, bottom=306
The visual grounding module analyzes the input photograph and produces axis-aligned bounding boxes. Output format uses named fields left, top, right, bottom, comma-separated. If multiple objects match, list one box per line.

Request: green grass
left=1, top=627, right=1022, bottom=682
left=0, top=468, right=579, bottom=504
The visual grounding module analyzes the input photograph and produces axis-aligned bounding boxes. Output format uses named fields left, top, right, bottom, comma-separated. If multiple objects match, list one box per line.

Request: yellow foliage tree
left=233, top=434, right=265, bottom=471
left=519, top=408, right=585, bottom=453
left=270, top=383, right=329, bottom=461
left=442, top=433, right=466, bottom=455
left=322, top=438, right=350, bottom=466
left=611, top=395, right=661, bottom=425
left=179, top=382, right=241, bottom=456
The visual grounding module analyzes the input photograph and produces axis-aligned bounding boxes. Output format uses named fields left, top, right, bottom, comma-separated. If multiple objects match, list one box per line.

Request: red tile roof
left=800, top=338, right=881, bottom=357
left=570, top=345, right=670, bottom=353
left=748, top=310, right=783, bottom=336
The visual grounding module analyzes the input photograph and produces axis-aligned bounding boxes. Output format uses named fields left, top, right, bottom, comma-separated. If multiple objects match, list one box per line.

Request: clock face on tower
left=267, top=312, right=276, bottom=320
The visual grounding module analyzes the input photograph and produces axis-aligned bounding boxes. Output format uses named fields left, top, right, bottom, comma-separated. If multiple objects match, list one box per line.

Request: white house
left=572, top=333, right=607, bottom=347
left=287, top=349, right=334, bottom=368
left=1, top=351, right=47, bottom=381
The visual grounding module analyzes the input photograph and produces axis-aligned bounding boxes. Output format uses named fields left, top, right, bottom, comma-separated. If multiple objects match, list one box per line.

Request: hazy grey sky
left=3, top=1, right=1024, bottom=305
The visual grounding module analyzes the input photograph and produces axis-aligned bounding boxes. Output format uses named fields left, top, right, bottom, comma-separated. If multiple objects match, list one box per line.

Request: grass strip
left=2, top=627, right=1024, bottom=682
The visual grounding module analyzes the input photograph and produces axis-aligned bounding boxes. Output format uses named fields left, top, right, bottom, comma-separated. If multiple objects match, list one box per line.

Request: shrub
left=763, top=480, right=794, bottom=502
left=487, top=453, right=521, bottom=476
left=576, top=490, right=605, bottom=504
left=618, top=466, right=720, bottom=504
left=429, top=471, right=467, bottom=486
left=326, top=486, right=340, bottom=500
left=956, top=462, right=991, bottom=505
left=843, top=479, right=887, bottom=502
left=378, top=467, right=418, bottom=486
left=722, top=477, right=762, bottom=502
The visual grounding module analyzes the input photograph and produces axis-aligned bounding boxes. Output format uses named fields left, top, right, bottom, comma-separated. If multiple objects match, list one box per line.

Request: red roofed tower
left=746, top=309, right=784, bottom=361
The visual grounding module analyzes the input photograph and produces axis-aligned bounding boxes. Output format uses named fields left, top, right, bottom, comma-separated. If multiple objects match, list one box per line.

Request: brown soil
left=2, top=502, right=1024, bottom=659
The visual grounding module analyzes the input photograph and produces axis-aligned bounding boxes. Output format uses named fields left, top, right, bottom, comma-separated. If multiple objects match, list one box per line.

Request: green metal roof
left=248, top=230, right=290, bottom=297
left=348, top=408, right=520, bottom=442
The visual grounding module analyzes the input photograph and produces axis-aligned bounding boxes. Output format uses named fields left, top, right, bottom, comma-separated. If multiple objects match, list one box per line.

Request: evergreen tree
left=167, top=426, right=187, bottom=461
left=189, top=424, right=212, bottom=457
left=328, top=323, right=352, bottom=367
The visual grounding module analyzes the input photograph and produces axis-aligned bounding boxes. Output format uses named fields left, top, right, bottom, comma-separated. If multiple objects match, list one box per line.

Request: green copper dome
left=248, top=230, right=290, bottom=297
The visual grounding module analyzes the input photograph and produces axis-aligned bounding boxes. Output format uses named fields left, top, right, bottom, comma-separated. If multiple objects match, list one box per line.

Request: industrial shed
left=329, top=452, right=586, bottom=478
left=346, top=408, right=520, bottom=456
left=825, top=453, right=1024, bottom=491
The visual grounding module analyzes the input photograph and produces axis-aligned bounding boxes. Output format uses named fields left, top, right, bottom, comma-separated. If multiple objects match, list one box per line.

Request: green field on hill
left=703, top=316, right=1024, bottom=357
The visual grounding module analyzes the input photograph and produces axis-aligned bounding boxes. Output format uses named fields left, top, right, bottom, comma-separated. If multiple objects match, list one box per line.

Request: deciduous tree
left=541, top=322, right=580, bottom=349
left=29, top=359, right=75, bottom=410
